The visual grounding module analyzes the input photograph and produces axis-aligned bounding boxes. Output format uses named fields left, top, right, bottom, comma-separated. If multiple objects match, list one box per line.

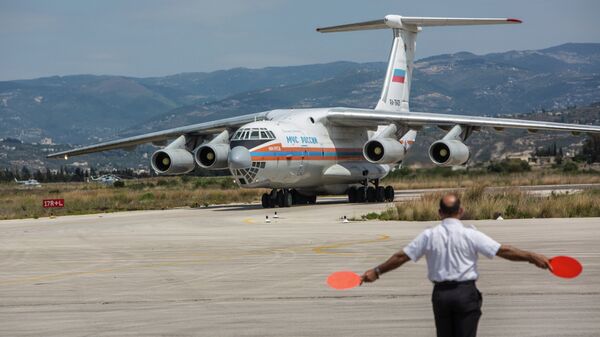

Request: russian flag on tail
left=392, top=68, right=405, bottom=83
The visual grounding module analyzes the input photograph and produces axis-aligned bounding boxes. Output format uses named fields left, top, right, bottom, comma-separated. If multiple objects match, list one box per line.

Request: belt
left=433, top=280, right=476, bottom=288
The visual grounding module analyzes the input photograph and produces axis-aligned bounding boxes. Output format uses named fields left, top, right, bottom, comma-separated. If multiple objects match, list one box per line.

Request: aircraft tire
left=384, top=186, right=395, bottom=202
left=356, top=187, right=366, bottom=203
left=284, top=189, right=293, bottom=207
left=366, top=186, right=376, bottom=202
left=277, top=190, right=286, bottom=207
left=308, top=195, right=317, bottom=204
left=291, top=189, right=299, bottom=205
left=261, top=193, right=270, bottom=208
left=348, top=187, right=357, bottom=203
left=376, top=186, right=386, bottom=202
left=269, top=190, right=277, bottom=208
left=291, top=190, right=310, bottom=205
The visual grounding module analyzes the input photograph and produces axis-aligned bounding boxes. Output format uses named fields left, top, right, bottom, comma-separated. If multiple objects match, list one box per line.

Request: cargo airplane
left=49, top=15, right=600, bottom=208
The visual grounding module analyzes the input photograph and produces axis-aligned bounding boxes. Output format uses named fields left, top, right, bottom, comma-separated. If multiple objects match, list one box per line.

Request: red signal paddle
left=327, top=271, right=362, bottom=290
left=549, top=256, right=582, bottom=279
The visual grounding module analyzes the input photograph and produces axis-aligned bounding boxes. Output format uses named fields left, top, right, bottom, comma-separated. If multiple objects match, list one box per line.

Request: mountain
left=0, top=43, right=599, bottom=145
left=128, top=43, right=600, bottom=135
left=0, top=62, right=374, bottom=144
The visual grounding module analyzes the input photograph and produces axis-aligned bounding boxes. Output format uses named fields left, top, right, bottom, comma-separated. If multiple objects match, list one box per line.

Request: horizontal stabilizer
left=316, top=19, right=387, bottom=33
left=400, top=17, right=522, bottom=26
left=317, top=15, right=521, bottom=33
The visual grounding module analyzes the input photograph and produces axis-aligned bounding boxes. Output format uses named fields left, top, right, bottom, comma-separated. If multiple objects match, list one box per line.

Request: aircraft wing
left=47, top=112, right=267, bottom=159
left=326, top=108, right=600, bottom=134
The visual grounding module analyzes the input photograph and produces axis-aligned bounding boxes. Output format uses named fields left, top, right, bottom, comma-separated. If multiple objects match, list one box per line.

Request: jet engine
left=194, top=130, right=230, bottom=169
left=428, top=139, right=469, bottom=166
left=195, top=143, right=230, bottom=169
left=150, top=135, right=195, bottom=174
left=363, top=138, right=406, bottom=164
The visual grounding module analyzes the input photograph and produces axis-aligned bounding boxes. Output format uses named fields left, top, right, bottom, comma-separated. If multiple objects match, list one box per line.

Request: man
left=361, top=193, right=551, bottom=337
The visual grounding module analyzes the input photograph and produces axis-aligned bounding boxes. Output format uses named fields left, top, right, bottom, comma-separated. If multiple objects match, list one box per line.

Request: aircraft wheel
left=284, top=189, right=293, bottom=207
left=366, top=186, right=376, bottom=202
left=356, top=187, right=366, bottom=203
left=384, top=185, right=395, bottom=202
left=308, top=195, right=317, bottom=204
left=261, top=193, right=270, bottom=208
left=376, top=186, right=386, bottom=202
left=348, top=187, right=357, bottom=203
left=277, top=190, right=286, bottom=207
left=269, top=190, right=277, bottom=208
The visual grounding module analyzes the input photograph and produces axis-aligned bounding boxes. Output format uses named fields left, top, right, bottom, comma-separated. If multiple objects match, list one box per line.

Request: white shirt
left=403, top=218, right=501, bottom=282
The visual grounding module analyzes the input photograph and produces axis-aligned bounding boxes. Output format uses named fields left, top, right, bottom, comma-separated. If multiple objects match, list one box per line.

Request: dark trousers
left=432, top=281, right=482, bottom=337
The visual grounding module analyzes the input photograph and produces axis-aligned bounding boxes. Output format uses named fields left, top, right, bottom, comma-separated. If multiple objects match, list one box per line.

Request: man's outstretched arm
left=361, top=250, right=411, bottom=284
left=496, top=244, right=551, bottom=269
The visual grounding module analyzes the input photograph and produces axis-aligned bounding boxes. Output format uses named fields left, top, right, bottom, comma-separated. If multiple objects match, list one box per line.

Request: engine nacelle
left=194, top=143, right=230, bottom=169
left=428, top=139, right=470, bottom=166
left=151, top=148, right=195, bottom=175
left=363, top=138, right=406, bottom=164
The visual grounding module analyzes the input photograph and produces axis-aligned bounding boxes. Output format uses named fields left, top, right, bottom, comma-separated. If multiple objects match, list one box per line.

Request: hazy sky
left=1, top=0, right=599, bottom=80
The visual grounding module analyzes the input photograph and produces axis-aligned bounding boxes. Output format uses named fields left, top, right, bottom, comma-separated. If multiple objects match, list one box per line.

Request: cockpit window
left=232, top=128, right=276, bottom=141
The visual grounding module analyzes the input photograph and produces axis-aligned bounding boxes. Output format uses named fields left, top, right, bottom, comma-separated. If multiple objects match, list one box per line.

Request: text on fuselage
left=286, top=136, right=318, bottom=144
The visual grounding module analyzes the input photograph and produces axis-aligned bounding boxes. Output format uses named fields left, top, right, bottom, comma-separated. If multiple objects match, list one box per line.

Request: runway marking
left=312, top=234, right=390, bottom=255
left=0, top=235, right=390, bottom=285
left=0, top=255, right=249, bottom=286
left=243, top=218, right=256, bottom=224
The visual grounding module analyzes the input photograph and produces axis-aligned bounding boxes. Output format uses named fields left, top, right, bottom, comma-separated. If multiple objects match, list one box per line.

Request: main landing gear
left=347, top=179, right=394, bottom=203
left=261, top=189, right=317, bottom=208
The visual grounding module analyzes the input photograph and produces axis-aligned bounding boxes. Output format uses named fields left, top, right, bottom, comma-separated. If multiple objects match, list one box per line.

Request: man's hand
left=529, top=252, right=551, bottom=270
left=361, top=269, right=379, bottom=284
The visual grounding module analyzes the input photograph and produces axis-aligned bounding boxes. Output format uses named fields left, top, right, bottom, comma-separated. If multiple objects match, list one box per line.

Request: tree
left=487, top=159, right=531, bottom=173
left=577, top=134, right=600, bottom=163
left=33, top=169, right=44, bottom=182
left=20, top=166, right=31, bottom=180
left=562, top=161, right=579, bottom=172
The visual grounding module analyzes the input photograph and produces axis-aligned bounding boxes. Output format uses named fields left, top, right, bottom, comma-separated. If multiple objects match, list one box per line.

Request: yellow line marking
left=243, top=218, right=256, bottom=224
left=312, top=234, right=390, bottom=255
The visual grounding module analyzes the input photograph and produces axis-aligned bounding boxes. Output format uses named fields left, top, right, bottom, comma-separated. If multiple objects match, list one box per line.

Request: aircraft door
left=297, top=145, right=307, bottom=176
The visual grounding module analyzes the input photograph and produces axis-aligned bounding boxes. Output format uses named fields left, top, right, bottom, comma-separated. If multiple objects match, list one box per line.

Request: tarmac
left=1, top=199, right=599, bottom=337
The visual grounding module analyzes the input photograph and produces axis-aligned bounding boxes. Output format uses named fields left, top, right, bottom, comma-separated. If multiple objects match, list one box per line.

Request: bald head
left=439, top=193, right=462, bottom=218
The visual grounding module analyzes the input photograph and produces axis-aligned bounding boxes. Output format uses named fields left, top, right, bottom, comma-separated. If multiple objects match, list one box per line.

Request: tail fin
left=317, top=15, right=521, bottom=113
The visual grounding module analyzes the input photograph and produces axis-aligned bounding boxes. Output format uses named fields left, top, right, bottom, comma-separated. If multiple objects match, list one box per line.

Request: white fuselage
left=229, top=108, right=391, bottom=195
left=15, top=179, right=41, bottom=187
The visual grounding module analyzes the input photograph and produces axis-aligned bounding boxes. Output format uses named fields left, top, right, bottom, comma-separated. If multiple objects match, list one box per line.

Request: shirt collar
left=441, top=218, right=463, bottom=227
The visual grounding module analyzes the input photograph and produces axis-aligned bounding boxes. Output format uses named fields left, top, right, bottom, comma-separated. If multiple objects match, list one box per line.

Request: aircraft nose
left=228, top=146, right=252, bottom=169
